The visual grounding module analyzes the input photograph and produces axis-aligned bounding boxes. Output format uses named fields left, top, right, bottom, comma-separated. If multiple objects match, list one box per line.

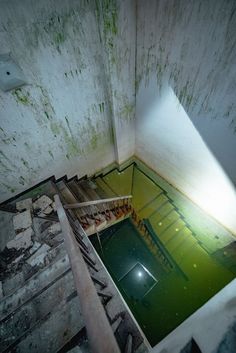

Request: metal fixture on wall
left=0, top=53, right=26, bottom=92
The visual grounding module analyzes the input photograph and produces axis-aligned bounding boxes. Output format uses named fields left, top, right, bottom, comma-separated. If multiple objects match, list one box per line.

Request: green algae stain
left=44, top=111, right=51, bottom=120
left=54, top=32, right=65, bottom=45
left=50, top=118, right=81, bottom=159
left=90, top=133, right=98, bottom=149
left=98, top=102, right=105, bottom=113
left=121, top=103, right=134, bottom=122
left=21, top=158, right=29, bottom=168
left=0, top=159, right=12, bottom=172
left=96, top=0, right=118, bottom=62
left=24, top=142, right=30, bottom=149
left=50, top=121, right=61, bottom=136
left=12, top=88, right=32, bottom=106
left=0, top=150, right=15, bottom=168
left=103, top=2, right=118, bottom=37
left=1, top=136, right=16, bottom=145
left=42, top=14, right=69, bottom=52
left=2, top=183, right=16, bottom=193
left=48, top=150, right=54, bottom=159
left=19, top=176, right=25, bottom=185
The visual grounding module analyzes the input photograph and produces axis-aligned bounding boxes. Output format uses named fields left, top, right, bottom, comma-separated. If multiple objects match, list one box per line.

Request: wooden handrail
left=54, top=195, right=120, bottom=353
left=64, top=195, right=132, bottom=209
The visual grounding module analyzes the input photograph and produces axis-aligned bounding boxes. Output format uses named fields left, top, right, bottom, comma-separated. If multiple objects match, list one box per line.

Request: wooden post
left=54, top=195, right=120, bottom=353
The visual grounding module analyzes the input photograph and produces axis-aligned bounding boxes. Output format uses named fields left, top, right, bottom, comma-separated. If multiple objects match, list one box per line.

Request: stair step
left=159, top=218, right=186, bottom=244
left=56, top=181, right=78, bottom=204
left=0, top=251, right=69, bottom=322
left=137, top=193, right=167, bottom=218
left=132, top=167, right=163, bottom=210
left=79, top=180, right=100, bottom=201
left=149, top=201, right=175, bottom=224
left=134, top=342, right=149, bottom=353
left=67, top=180, right=88, bottom=202
left=172, top=233, right=198, bottom=263
left=102, top=166, right=133, bottom=196
left=111, top=316, right=123, bottom=333
left=6, top=294, right=84, bottom=353
left=56, top=181, right=88, bottom=223
left=0, top=269, right=76, bottom=352
left=166, top=228, right=190, bottom=253
left=67, top=342, right=90, bottom=353
left=94, top=177, right=117, bottom=198
left=124, top=333, right=133, bottom=353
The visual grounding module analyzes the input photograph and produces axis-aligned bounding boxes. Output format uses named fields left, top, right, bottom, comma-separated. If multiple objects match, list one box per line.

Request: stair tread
left=149, top=202, right=175, bottom=223
left=67, top=181, right=87, bottom=202
left=7, top=294, right=84, bottom=353
left=95, top=177, right=117, bottom=198
left=1, top=269, right=75, bottom=352
left=0, top=250, right=69, bottom=321
left=137, top=193, right=167, bottom=218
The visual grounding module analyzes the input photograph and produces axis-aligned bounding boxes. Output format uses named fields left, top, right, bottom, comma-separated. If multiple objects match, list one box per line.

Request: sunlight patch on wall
left=136, top=84, right=236, bottom=234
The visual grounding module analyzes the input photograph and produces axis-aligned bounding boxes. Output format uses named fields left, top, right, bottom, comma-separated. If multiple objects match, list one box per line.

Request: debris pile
left=0, top=195, right=63, bottom=298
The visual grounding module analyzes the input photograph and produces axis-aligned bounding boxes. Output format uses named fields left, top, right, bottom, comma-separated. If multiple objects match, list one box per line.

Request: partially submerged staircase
left=0, top=174, right=148, bottom=353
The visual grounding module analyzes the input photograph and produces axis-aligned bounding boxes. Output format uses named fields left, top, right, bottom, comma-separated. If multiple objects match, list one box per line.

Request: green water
left=91, top=164, right=235, bottom=346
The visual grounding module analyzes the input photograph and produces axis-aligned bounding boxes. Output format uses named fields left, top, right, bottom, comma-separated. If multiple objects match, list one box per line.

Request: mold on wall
left=0, top=0, right=136, bottom=202
left=135, top=0, right=236, bottom=234
left=136, top=0, right=236, bottom=184
left=95, top=0, right=136, bottom=164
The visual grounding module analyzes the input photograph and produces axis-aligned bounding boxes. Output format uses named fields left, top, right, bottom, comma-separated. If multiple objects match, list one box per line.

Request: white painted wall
left=0, top=0, right=136, bottom=202
left=97, top=0, right=136, bottom=164
left=1, top=0, right=236, bottom=237
left=136, top=0, right=236, bottom=234
left=136, top=80, right=236, bottom=234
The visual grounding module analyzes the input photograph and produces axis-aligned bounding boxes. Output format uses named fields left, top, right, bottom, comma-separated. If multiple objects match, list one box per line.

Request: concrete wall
left=136, top=0, right=236, bottom=234
left=1, top=0, right=236, bottom=234
left=0, top=0, right=135, bottom=202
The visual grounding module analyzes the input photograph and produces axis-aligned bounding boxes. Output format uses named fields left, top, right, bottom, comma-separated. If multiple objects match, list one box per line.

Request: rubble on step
left=7, top=227, right=33, bottom=250
left=0, top=196, right=64, bottom=301
left=33, top=195, right=53, bottom=214
left=13, top=209, right=32, bottom=232
left=26, top=243, right=51, bottom=267
left=16, top=198, right=33, bottom=212
left=47, top=222, right=61, bottom=235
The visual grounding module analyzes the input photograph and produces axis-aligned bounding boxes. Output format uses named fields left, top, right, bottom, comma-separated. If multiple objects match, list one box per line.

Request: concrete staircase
left=57, top=178, right=132, bottom=236
left=0, top=174, right=148, bottom=353
left=97, top=166, right=203, bottom=273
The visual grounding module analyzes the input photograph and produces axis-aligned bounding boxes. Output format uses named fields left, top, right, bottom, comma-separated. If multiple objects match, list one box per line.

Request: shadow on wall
left=136, top=82, right=236, bottom=234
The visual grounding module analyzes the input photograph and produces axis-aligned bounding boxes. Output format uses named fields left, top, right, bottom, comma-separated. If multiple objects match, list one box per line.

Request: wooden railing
left=64, top=195, right=132, bottom=208
left=54, top=195, right=120, bottom=353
